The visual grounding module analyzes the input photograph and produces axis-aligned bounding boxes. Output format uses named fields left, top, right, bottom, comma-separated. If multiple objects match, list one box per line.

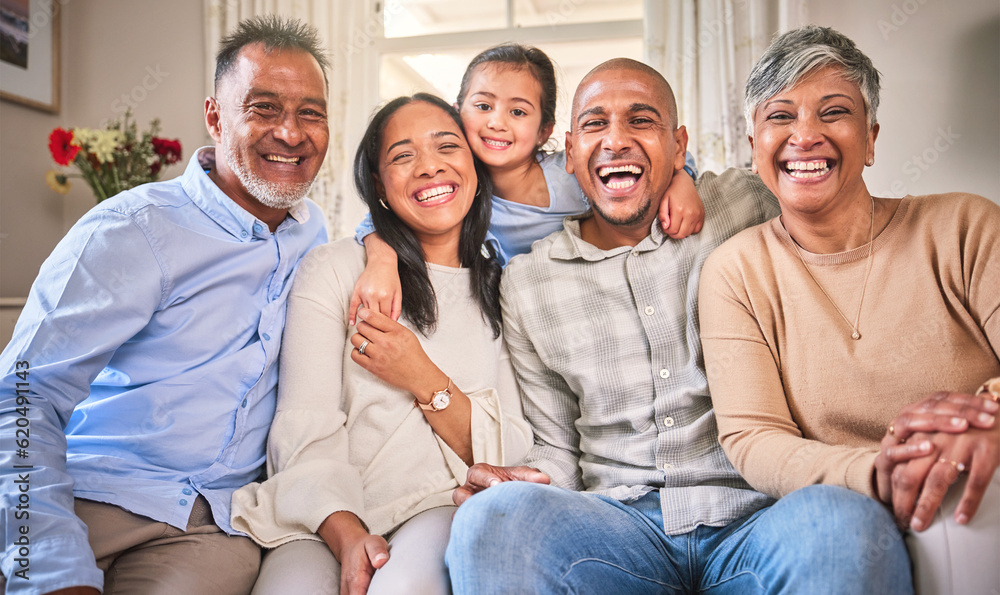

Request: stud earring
left=866, top=158, right=874, bottom=167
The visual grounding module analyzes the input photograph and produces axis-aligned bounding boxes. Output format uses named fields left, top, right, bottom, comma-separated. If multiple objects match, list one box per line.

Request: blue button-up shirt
left=0, top=147, right=326, bottom=594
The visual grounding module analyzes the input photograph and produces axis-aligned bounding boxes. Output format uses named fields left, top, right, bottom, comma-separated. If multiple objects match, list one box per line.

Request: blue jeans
left=445, top=482, right=912, bottom=594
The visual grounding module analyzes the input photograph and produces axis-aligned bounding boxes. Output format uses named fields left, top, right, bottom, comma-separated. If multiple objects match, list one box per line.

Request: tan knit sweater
left=699, top=193, right=1000, bottom=499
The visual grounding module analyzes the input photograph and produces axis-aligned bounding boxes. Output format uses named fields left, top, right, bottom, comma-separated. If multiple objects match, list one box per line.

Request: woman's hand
left=318, top=511, right=389, bottom=595
left=657, top=168, right=704, bottom=239
left=874, top=435, right=934, bottom=505
left=338, top=533, right=391, bottom=595
left=348, top=234, right=402, bottom=325
left=350, top=308, right=444, bottom=398
left=352, top=307, right=477, bottom=463
left=892, top=423, right=999, bottom=532
left=874, top=390, right=998, bottom=527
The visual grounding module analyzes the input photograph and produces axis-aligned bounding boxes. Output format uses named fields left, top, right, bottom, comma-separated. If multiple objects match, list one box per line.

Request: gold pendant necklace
left=792, top=197, right=875, bottom=341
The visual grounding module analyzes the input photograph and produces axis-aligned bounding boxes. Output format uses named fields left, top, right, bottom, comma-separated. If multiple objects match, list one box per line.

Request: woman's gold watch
left=416, top=378, right=452, bottom=412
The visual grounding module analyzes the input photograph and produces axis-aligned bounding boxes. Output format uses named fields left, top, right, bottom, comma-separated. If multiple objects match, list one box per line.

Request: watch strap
left=415, top=377, right=452, bottom=411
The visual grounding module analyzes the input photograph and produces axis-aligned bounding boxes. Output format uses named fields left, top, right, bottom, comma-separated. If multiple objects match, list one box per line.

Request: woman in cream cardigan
left=231, top=93, right=532, bottom=594
left=699, top=26, right=998, bottom=594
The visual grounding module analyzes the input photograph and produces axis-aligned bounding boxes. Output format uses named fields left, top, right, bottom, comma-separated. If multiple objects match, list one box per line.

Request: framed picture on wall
left=0, top=0, right=59, bottom=113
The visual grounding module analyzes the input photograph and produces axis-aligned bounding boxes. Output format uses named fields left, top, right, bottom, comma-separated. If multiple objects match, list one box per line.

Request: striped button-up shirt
left=500, top=168, right=780, bottom=534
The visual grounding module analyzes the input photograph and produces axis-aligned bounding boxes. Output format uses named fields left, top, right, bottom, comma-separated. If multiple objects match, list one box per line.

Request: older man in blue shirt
left=0, top=16, right=329, bottom=595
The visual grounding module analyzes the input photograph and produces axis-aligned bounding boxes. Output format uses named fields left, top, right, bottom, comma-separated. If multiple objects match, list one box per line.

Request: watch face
left=431, top=390, right=450, bottom=410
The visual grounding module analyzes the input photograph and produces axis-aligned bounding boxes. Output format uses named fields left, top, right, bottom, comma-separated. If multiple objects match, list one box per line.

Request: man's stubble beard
left=588, top=193, right=653, bottom=227
left=223, top=131, right=315, bottom=210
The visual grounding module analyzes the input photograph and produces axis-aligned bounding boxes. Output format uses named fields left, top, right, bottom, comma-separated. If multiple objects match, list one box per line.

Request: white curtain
left=645, top=0, right=792, bottom=173
left=204, top=0, right=374, bottom=239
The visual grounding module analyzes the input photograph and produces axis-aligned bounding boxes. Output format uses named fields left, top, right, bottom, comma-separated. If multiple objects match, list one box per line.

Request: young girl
left=350, top=44, right=704, bottom=323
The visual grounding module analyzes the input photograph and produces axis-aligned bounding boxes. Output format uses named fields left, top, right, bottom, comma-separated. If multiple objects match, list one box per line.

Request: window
left=373, top=0, right=644, bottom=145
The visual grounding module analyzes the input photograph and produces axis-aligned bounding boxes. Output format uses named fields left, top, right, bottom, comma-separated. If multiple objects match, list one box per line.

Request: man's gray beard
left=224, top=136, right=313, bottom=210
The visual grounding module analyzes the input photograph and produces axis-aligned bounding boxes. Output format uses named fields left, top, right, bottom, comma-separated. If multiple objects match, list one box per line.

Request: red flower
left=152, top=137, right=182, bottom=165
left=48, top=128, right=80, bottom=166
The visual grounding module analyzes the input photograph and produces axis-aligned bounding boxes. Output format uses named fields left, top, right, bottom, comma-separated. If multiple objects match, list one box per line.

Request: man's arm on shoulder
left=1, top=208, right=162, bottom=593
left=696, top=169, right=780, bottom=244
left=499, top=267, right=584, bottom=491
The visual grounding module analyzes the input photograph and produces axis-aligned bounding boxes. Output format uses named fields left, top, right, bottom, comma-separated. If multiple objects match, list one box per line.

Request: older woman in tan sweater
left=699, top=26, right=999, bottom=594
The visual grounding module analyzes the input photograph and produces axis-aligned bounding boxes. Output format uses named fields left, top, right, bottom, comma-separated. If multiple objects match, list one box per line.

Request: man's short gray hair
left=744, top=26, right=881, bottom=135
left=215, top=15, right=330, bottom=90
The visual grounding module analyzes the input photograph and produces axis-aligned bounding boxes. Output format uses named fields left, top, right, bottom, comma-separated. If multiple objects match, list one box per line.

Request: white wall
left=802, top=0, right=1000, bottom=202
left=0, top=0, right=208, bottom=300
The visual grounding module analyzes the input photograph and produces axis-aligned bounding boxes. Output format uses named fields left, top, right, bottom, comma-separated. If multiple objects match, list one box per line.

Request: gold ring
left=938, top=457, right=967, bottom=473
left=887, top=424, right=905, bottom=443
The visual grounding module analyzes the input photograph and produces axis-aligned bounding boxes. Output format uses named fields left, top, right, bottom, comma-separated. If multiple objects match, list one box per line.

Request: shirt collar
left=181, top=147, right=312, bottom=241
left=548, top=210, right=666, bottom=262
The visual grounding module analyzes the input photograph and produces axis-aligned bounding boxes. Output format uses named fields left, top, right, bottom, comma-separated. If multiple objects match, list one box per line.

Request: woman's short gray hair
left=744, top=26, right=881, bottom=135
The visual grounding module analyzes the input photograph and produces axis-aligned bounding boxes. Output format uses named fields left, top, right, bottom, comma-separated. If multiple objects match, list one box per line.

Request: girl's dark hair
left=456, top=43, right=558, bottom=134
left=354, top=93, right=502, bottom=338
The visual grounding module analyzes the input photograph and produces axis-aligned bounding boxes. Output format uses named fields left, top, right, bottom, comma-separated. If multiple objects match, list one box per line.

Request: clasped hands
left=874, top=389, right=999, bottom=531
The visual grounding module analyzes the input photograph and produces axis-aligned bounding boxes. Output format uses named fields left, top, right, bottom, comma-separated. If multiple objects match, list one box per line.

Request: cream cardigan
left=231, top=239, right=532, bottom=545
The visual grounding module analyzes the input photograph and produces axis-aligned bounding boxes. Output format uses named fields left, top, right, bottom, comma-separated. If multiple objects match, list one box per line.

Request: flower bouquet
left=46, top=110, right=182, bottom=202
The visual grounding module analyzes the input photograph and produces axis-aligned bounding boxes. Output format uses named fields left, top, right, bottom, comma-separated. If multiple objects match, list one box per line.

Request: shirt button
left=253, top=222, right=263, bottom=233
left=241, top=398, right=248, bottom=408
left=240, top=230, right=248, bottom=238
left=644, top=306, right=655, bottom=316
left=179, top=499, right=188, bottom=506
left=262, top=333, right=271, bottom=341
left=664, top=416, right=675, bottom=427
left=182, top=488, right=192, bottom=495
left=663, top=463, right=674, bottom=470
left=631, top=249, right=639, bottom=256
left=659, top=369, right=670, bottom=379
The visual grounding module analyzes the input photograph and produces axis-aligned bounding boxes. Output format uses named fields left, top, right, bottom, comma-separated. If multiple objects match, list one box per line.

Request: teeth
left=265, top=155, right=300, bottom=164
left=598, top=164, right=643, bottom=177
left=606, top=178, right=636, bottom=189
left=788, top=170, right=828, bottom=178
left=483, top=138, right=511, bottom=148
left=416, top=185, right=455, bottom=202
left=785, top=160, right=829, bottom=178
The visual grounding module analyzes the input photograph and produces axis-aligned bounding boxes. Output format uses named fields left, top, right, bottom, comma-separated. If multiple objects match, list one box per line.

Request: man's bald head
left=564, top=56, right=689, bottom=248
left=573, top=58, right=679, bottom=130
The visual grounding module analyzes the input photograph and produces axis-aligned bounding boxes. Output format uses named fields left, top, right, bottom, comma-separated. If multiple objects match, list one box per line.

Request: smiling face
left=459, top=64, right=553, bottom=172
left=749, top=65, right=878, bottom=218
left=566, top=66, right=687, bottom=241
left=376, top=101, right=479, bottom=254
left=207, top=43, right=329, bottom=213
